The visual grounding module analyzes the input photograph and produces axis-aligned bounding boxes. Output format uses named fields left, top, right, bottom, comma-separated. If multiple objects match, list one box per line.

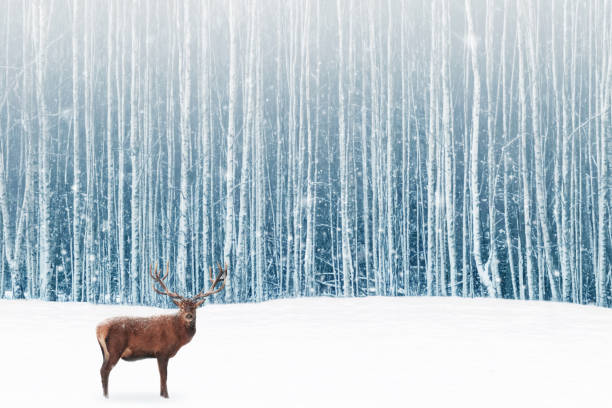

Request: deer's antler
left=192, top=263, right=228, bottom=301
left=150, top=262, right=184, bottom=300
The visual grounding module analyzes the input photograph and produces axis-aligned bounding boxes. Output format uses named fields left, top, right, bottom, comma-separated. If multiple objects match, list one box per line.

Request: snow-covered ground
left=1, top=297, right=611, bottom=407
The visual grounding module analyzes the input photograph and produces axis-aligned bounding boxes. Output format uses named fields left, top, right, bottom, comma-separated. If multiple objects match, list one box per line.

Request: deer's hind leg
left=97, top=327, right=112, bottom=398
left=97, top=332, right=120, bottom=398
left=100, top=350, right=121, bottom=398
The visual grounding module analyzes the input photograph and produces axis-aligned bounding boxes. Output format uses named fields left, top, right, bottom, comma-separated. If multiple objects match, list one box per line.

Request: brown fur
left=96, top=300, right=200, bottom=398
left=96, top=263, right=227, bottom=398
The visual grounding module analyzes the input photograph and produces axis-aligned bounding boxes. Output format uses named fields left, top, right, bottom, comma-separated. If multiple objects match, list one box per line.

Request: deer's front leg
left=157, top=356, right=169, bottom=398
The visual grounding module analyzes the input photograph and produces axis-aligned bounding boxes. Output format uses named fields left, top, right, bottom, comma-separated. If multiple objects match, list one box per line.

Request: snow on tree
left=0, top=0, right=609, bottom=306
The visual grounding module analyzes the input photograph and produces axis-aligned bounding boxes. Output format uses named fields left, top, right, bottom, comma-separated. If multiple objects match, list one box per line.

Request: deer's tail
left=96, top=324, right=110, bottom=362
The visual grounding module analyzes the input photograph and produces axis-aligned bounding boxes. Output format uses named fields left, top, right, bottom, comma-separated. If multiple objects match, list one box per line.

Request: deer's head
left=150, top=263, right=228, bottom=328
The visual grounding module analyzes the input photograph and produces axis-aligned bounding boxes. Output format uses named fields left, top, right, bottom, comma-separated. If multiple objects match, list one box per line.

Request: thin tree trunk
left=465, top=0, right=495, bottom=297
left=517, top=11, right=536, bottom=300
left=177, top=1, right=191, bottom=294
left=426, top=0, right=437, bottom=296
left=129, top=3, right=141, bottom=303
left=385, top=0, right=395, bottom=295
left=106, top=0, right=115, bottom=301
left=337, top=0, right=354, bottom=297
left=223, top=0, right=237, bottom=302
left=33, top=2, right=53, bottom=300
left=200, top=0, right=211, bottom=296
left=485, top=0, right=500, bottom=296
left=441, top=0, right=457, bottom=296
left=524, top=2, right=559, bottom=301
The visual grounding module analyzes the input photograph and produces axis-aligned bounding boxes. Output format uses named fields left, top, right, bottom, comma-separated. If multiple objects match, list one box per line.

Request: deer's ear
left=195, top=298, right=206, bottom=308
left=172, top=299, right=181, bottom=307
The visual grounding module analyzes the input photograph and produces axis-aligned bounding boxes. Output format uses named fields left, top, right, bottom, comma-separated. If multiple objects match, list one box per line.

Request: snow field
left=1, top=297, right=611, bottom=407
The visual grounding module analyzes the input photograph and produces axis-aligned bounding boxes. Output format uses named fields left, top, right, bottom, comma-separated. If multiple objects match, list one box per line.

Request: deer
left=95, top=262, right=228, bottom=398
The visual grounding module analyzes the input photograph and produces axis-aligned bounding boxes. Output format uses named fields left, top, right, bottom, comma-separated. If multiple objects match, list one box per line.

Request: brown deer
left=95, top=262, right=227, bottom=398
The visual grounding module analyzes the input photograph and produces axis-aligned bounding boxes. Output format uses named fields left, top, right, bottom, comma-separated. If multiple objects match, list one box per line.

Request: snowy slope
left=1, top=297, right=611, bottom=407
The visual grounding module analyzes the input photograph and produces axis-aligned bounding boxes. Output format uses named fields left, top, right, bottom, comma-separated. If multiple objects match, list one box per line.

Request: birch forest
left=0, top=0, right=611, bottom=307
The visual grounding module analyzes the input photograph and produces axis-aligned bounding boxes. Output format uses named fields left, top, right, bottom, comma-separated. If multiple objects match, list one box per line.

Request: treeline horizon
left=0, top=0, right=610, bottom=307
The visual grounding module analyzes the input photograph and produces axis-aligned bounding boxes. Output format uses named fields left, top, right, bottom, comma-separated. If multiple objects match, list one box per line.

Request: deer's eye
left=186, top=314, right=193, bottom=320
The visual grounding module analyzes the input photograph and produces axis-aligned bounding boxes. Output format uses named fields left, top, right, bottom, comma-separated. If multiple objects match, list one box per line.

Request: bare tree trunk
left=360, top=1, right=371, bottom=296
left=596, top=6, right=611, bottom=306
left=116, top=0, right=128, bottom=302
left=223, top=0, right=237, bottom=302
left=200, top=0, right=211, bottom=295
left=559, top=0, right=572, bottom=302
left=485, top=0, right=500, bottom=296
left=33, top=2, right=53, bottom=300
left=0, top=133, right=29, bottom=299
left=399, top=2, right=410, bottom=295
left=462, top=27, right=471, bottom=297
left=551, top=0, right=564, bottom=302
left=500, top=0, right=518, bottom=299
left=106, top=1, right=115, bottom=301
left=385, top=0, right=396, bottom=295
left=129, top=2, right=140, bottom=302
left=426, top=0, right=437, bottom=296
left=517, top=11, right=536, bottom=300
left=304, top=0, right=317, bottom=297
left=254, top=2, right=265, bottom=301
left=524, top=2, right=559, bottom=301
left=83, top=0, right=96, bottom=302
left=367, top=3, right=382, bottom=295
left=177, top=1, right=191, bottom=294
left=337, top=0, right=354, bottom=297
left=465, top=0, right=495, bottom=297
left=70, top=0, right=82, bottom=302
left=441, top=0, right=457, bottom=296
left=237, top=1, right=256, bottom=300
